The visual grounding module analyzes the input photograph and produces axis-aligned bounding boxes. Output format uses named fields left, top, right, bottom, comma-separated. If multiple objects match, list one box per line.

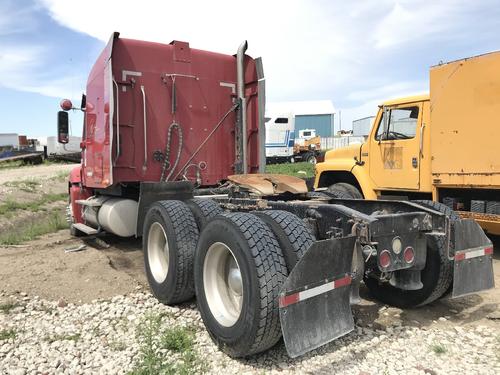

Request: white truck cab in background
left=265, top=115, right=320, bottom=164
left=265, top=114, right=295, bottom=163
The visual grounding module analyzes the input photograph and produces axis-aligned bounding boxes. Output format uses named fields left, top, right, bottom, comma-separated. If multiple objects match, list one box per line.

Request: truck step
left=72, top=223, right=99, bottom=235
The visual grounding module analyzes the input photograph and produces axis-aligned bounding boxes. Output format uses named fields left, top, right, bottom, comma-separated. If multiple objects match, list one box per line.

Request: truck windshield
left=375, top=106, right=418, bottom=140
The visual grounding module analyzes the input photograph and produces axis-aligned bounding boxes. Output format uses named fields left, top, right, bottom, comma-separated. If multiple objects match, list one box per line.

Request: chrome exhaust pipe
left=237, top=40, right=248, bottom=174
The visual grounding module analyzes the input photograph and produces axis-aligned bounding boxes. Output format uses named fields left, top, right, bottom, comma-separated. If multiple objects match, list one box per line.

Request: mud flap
left=452, top=219, right=495, bottom=298
left=279, top=236, right=356, bottom=358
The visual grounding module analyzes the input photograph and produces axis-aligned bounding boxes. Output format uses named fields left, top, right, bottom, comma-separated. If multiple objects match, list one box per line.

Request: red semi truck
left=58, top=33, right=494, bottom=358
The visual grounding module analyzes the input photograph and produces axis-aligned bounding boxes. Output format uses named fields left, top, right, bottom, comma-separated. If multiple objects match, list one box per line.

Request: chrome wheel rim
left=203, top=242, right=243, bottom=327
left=148, top=222, right=170, bottom=283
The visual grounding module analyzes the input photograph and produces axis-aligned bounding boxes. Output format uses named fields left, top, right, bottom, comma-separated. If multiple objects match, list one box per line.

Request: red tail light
left=403, top=246, right=415, bottom=263
left=379, top=250, right=391, bottom=268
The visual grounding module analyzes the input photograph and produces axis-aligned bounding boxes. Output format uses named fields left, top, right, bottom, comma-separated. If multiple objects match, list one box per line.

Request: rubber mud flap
left=452, top=219, right=495, bottom=298
left=279, top=236, right=356, bottom=358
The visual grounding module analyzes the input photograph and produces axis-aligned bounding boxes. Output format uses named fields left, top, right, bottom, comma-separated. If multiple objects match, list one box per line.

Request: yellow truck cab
left=315, top=51, right=500, bottom=235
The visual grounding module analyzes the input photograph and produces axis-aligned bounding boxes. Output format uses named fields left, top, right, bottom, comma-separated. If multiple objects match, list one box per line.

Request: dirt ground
left=0, top=163, right=76, bottom=186
left=0, top=162, right=499, bottom=331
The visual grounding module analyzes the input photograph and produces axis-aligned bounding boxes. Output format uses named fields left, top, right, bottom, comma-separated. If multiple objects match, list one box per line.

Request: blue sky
left=1, top=0, right=500, bottom=137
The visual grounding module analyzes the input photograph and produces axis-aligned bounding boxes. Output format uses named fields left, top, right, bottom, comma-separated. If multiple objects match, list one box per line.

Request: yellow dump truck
left=315, top=51, right=500, bottom=235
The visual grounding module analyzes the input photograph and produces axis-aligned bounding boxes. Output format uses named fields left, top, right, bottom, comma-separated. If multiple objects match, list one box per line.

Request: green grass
left=0, top=158, right=72, bottom=171
left=3, top=179, right=41, bottom=193
left=52, top=170, right=70, bottom=182
left=0, top=329, right=16, bottom=341
left=161, top=326, right=196, bottom=352
left=265, top=162, right=315, bottom=178
left=0, top=193, right=67, bottom=216
left=44, top=333, right=81, bottom=343
left=0, top=160, right=24, bottom=170
left=129, top=313, right=206, bottom=375
left=0, top=210, right=69, bottom=245
left=430, top=343, right=447, bottom=355
left=0, top=302, right=20, bottom=314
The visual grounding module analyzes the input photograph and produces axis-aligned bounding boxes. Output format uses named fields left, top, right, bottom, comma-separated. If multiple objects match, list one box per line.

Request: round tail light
left=404, top=246, right=415, bottom=263
left=379, top=250, right=391, bottom=269
left=60, top=99, right=73, bottom=111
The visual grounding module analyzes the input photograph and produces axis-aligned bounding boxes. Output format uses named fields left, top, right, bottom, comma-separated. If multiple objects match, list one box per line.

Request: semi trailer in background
left=0, top=133, right=44, bottom=164
left=46, top=136, right=81, bottom=162
left=58, top=33, right=494, bottom=358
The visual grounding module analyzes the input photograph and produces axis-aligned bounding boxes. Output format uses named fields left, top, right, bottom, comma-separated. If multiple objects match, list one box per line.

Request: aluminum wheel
left=148, top=222, right=170, bottom=283
left=203, top=242, right=243, bottom=327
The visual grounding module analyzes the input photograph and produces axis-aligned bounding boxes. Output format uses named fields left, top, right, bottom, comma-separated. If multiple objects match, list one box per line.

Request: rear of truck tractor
left=139, top=177, right=495, bottom=358
left=59, top=34, right=495, bottom=358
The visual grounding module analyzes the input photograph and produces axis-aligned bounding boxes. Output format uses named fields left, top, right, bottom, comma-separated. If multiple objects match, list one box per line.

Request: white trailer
left=0, top=133, right=19, bottom=149
left=46, top=136, right=81, bottom=156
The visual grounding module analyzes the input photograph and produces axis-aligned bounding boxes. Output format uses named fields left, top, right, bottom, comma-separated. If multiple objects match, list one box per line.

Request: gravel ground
left=1, top=291, right=498, bottom=375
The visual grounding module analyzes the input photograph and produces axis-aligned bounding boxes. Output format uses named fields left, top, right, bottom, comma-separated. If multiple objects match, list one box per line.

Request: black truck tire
left=304, top=152, right=316, bottom=164
left=322, top=186, right=352, bottom=199
left=194, top=213, right=287, bottom=357
left=253, top=210, right=315, bottom=271
left=143, top=200, right=199, bottom=304
left=186, top=198, right=223, bottom=231
left=365, top=200, right=457, bottom=307
left=307, top=191, right=331, bottom=200
left=327, top=182, right=363, bottom=199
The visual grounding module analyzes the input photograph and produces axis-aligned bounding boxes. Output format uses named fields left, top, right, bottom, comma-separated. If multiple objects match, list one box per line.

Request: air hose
left=160, top=122, right=183, bottom=182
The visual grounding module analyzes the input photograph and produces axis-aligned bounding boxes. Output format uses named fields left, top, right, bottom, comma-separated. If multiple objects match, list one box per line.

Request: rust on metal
left=228, top=174, right=308, bottom=195
left=458, top=210, right=500, bottom=223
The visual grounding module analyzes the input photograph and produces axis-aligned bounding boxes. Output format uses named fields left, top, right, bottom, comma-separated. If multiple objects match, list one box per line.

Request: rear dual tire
left=144, top=203, right=311, bottom=357
left=253, top=210, right=315, bottom=270
left=194, top=213, right=288, bottom=357
left=143, top=200, right=199, bottom=304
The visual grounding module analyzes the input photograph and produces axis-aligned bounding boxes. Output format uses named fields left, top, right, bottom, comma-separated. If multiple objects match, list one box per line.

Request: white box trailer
left=0, top=133, right=19, bottom=149
left=46, top=136, right=81, bottom=156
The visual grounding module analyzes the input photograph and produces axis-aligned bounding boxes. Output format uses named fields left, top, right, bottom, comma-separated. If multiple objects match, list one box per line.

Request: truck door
left=369, top=103, right=422, bottom=190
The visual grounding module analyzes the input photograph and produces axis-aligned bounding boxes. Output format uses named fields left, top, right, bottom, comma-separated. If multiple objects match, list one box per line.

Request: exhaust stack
left=236, top=40, right=248, bottom=174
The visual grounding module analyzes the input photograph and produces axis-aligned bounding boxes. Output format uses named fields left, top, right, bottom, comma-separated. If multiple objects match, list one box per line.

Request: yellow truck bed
left=430, top=51, right=500, bottom=187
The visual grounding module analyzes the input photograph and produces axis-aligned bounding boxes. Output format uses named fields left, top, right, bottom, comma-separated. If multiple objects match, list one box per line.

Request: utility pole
left=338, top=110, right=342, bottom=134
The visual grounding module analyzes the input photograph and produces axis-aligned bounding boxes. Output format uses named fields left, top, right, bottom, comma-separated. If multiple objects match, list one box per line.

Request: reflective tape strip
left=455, top=246, right=493, bottom=261
left=279, top=275, right=352, bottom=308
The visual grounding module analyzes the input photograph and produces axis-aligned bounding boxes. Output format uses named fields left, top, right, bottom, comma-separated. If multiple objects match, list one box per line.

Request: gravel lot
left=1, top=291, right=499, bottom=375
left=1, top=164, right=499, bottom=374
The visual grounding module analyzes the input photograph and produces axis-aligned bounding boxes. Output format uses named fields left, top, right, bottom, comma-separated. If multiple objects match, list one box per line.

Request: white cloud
left=2, top=0, right=496, bottom=128
left=38, top=0, right=369, bottom=101
left=347, top=81, right=427, bottom=102
left=0, top=0, right=40, bottom=36
left=38, top=0, right=466, bottom=103
left=339, top=80, right=427, bottom=130
left=0, top=44, right=84, bottom=100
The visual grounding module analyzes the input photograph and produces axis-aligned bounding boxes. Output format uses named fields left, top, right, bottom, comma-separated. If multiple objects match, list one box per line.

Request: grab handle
left=112, top=78, right=120, bottom=164
left=141, top=85, right=147, bottom=171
